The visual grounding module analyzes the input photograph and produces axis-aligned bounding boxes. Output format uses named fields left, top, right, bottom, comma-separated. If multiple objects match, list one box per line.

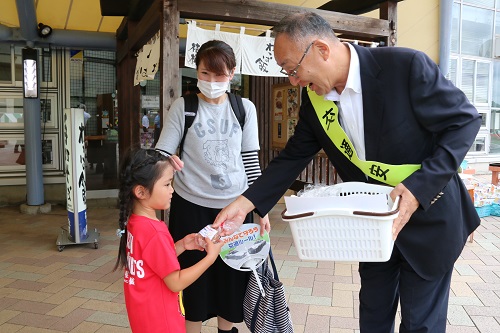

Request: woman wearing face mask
left=155, top=40, right=269, bottom=333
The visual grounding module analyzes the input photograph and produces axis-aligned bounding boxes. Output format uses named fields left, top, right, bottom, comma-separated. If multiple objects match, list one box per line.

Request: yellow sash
left=308, top=89, right=420, bottom=186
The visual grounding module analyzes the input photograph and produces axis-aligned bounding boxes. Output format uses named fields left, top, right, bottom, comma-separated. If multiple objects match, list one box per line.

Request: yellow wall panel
left=37, top=0, right=71, bottom=30
left=262, top=0, right=304, bottom=6
left=398, top=0, right=439, bottom=62
left=65, top=0, right=102, bottom=31
left=0, top=0, right=19, bottom=27
left=299, top=0, right=331, bottom=8
left=362, top=0, right=439, bottom=62
left=180, top=24, right=187, bottom=38
left=99, top=16, right=124, bottom=33
left=0, top=0, right=441, bottom=61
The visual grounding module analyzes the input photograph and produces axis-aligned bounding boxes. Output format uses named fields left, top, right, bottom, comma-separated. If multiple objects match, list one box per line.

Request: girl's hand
left=204, top=237, right=224, bottom=261
left=182, top=233, right=204, bottom=251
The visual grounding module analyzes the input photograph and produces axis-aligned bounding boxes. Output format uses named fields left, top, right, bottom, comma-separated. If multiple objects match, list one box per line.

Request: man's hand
left=213, top=196, right=255, bottom=236
left=390, top=183, right=419, bottom=240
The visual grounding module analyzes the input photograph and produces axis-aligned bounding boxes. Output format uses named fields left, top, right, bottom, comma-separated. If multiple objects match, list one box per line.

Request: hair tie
left=116, top=229, right=126, bottom=238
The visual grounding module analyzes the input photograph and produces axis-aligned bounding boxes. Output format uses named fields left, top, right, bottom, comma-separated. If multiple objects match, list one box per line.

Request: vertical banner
left=63, top=108, right=88, bottom=243
left=145, top=31, right=161, bottom=79
left=214, top=25, right=242, bottom=74
left=134, top=44, right=152, bottom=86
left=184, top=22, right=286, bottom=77
left=184, top=21, right=215, bottom=69
left=241, top=31, right=285, bottom=77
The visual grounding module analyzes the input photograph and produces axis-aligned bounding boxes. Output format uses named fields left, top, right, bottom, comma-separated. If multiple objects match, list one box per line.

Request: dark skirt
left=168, top=192, right=251, bottom=323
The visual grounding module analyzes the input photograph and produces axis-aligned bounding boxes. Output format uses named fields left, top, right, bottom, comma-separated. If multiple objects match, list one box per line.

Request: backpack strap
left=179, top=93, right=199, bottom=159
left=227, top=92, right=245, bottom=130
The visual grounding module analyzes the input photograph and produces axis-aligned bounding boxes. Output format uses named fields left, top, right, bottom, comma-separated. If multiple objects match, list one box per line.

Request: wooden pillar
left=160, top=0, right=180, bottom=222
left=380, top=1, right=397, bottom=46
left=117, top=37, right=141, bottom=159
left=160, top=0, right=180, bottom=117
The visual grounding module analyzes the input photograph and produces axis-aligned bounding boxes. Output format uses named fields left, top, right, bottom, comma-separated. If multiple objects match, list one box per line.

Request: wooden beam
left=178, top=0, right=390, bottom=39
left=380, top=1, right=397, bottom=46
left=116, top=17, right=128, bottom=41
left=117, top=0, right=162, bottom=63
left=319, top=0, right=404, bottom=15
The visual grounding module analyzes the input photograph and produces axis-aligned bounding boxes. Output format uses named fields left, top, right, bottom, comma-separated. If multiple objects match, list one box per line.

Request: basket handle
left=281, top=195, right=401, bottom=219
left=353, top=195, right=400, bottom=217
left=281, top=209, right=314, bottom=220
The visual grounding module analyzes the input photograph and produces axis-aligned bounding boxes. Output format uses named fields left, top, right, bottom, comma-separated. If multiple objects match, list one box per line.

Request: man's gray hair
left=272, top=12, right=338, bottom=46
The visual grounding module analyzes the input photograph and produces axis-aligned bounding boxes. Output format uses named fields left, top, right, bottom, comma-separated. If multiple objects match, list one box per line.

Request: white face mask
left=197, top=79, right=229, bottom=99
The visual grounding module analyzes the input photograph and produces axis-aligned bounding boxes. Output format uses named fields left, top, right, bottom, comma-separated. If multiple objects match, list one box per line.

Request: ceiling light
left=37, top=23, right=53, bottom=38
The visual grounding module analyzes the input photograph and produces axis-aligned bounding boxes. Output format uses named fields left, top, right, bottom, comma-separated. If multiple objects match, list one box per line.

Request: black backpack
left=178, top=92, right=245, bottom=158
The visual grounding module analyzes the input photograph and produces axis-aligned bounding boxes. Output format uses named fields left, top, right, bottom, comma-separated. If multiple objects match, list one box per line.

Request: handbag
left=243, top=249, right=294, bottom=333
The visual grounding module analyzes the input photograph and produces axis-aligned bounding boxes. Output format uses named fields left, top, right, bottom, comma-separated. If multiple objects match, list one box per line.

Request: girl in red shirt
left=114, top=149, right=224, bottom=333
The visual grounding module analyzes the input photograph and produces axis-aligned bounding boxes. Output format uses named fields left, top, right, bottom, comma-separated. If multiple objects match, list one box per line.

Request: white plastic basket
left=282, top=182, right=399, bottom=262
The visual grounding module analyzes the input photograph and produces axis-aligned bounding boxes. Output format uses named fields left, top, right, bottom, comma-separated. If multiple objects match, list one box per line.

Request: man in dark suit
left=214, top=12, right=480, bottom=332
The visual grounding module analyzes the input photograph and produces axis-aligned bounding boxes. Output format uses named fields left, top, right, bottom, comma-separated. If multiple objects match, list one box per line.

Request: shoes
left=217, top=328, right=238, bottom=333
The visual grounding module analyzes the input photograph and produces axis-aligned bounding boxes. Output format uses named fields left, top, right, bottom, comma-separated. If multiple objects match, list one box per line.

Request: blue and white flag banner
left=63, top=108, right=88, bottom=243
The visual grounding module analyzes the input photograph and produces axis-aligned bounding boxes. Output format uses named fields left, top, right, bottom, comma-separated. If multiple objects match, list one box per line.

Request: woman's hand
left=169, top=154, right=184, bottom=171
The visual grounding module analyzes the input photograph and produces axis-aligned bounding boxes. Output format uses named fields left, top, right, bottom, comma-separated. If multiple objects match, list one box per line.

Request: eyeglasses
left=280, top=41, right=315, bottom=77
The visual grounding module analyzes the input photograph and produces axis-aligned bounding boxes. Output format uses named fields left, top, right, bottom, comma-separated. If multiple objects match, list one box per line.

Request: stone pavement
left=0, top=201, right=499, bottom=332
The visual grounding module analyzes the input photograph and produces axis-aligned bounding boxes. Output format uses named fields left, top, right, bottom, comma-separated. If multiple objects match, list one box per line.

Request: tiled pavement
left=0, top=199, right=499, bottom=333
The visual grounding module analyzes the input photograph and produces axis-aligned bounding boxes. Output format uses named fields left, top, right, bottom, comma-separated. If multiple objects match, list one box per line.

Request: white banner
left=138, top=21, right=288, bottom=79
left=134, top=32, right=161, bottom=86
left=145, top=32, right=161, bottom=79
left=185, top=21, right=215, bottom=69
left=241, top=30, right=285, bottom=77
left=214, top=25, right=242, bottom=74
left=134, top=44, right=152, bottom=86
left=184, top=22, right=285, bottom=77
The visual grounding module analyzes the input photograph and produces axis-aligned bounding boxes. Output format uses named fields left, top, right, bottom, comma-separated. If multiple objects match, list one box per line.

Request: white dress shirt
left=323, top=43, right=365, bottom=161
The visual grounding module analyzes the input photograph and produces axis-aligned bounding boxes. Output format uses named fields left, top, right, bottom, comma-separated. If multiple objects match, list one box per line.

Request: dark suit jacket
left=245, top=44, right=481, bottom=280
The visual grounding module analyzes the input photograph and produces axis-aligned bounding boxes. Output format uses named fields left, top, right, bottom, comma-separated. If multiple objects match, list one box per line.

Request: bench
left=489, top=163, right=500, bottom=185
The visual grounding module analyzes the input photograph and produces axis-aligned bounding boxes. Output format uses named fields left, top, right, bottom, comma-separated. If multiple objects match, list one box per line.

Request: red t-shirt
left=123, top=214, right=185, bottom=333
